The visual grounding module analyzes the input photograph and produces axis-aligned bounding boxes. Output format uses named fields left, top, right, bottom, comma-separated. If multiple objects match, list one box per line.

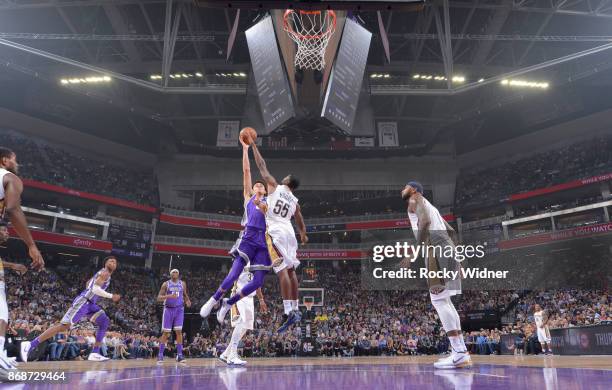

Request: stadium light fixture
left=501, top=79, right=549, bottom=89
left=59, top=75, right=111, bottom=85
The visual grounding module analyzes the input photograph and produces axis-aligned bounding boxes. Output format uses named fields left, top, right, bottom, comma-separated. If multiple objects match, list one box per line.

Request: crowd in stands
left=2, top=260, right=609, bottom=361
left=191, top=190, right=407, bottom=218
left=1, top=130, right=158, bottom=206
left=455, top=134, right=612, bottom=210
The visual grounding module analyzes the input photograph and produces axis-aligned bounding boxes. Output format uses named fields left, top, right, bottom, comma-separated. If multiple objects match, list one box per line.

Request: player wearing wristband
left=20, top=256, right=121, bottom=363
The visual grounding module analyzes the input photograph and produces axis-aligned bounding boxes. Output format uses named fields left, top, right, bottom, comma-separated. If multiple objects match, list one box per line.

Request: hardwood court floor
left=6, top=355, right=612, bottom=389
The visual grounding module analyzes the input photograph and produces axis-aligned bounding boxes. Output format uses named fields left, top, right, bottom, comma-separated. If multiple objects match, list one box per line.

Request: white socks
left=283, top=300, right=292, bottom=315
left=227, top=324, right=246, bottom=355
left=291, top=300, right=299, bottom=310
left=449, top=335, right=467, bottom=353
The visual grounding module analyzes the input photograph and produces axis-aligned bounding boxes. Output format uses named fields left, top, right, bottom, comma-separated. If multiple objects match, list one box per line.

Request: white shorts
left=537, top=326, right=551, bottom=343
left=0, top=279, right=7, bottom=323
left=267, top=225, right=300, bottom=274
left=230, top=297, right=254, bottom=330
left=430, top=289, right=461, bottom=301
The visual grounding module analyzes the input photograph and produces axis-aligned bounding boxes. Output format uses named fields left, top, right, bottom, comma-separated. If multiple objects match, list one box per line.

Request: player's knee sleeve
left=0, top=283, right=8, bottom=322
left=431, top=297, right=461, bottom=333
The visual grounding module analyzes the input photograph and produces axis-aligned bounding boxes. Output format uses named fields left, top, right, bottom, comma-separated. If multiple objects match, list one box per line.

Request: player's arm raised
left=93, top=270, right=120, bottom=302
left=3, top=174, right=44, bottom=270
left=182, top=280, right=192, bottom=308
left=294, top=203, right=308, bottom=244
left=240, top=136, right=253, bottom=200
left=251, top=143, right=277, bottom=194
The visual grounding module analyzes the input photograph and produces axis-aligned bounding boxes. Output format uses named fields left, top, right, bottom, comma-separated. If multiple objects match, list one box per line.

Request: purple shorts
left=230, top=227, right=271, bottom=267
left=162, top=306, right=184, bottom=332
left=61, top=299, right=103, bottom=325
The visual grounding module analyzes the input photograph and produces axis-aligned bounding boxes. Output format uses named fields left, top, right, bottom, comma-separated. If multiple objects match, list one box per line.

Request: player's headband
left=170, top=269, right=179, bottom=274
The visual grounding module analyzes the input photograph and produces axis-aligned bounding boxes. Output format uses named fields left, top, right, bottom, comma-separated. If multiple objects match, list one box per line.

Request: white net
left=283, top=10, right=336, bottom=71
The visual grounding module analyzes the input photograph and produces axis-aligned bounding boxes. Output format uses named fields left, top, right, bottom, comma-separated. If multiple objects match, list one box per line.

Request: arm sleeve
left=92, top=284, right=113, bottom=299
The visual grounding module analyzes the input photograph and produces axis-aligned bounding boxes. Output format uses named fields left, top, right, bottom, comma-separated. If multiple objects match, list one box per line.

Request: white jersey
left=0, top=168, right=11, bottom=220
left=235, top=269, right=256, bottom=298
left=534, top=310, right=546, bottom=327
left=266, top=185, right=298, bottom=230
left=407, top=196, right=447, bottom=236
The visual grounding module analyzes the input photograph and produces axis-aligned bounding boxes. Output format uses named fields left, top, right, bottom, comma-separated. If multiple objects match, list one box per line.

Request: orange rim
left=283, top=9, right=337, bottom=41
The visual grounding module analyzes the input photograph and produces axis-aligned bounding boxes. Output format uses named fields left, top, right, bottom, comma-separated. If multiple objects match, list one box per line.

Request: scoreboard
left=321, top=17, right=372, bottom=134
left=108, top=224, right=151, bottom=259
left=246, top=15, right=295, bottom=133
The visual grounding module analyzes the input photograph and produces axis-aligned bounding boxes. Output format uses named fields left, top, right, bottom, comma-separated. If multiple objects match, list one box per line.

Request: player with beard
left=0, top=147, right=44, bottom=374
left=401, top=181, right=471, bottom=369
left=247, top=140, right=308, bottom=333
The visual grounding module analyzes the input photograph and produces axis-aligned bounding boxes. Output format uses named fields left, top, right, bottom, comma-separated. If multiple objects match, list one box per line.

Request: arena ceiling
left=1, top=0, right=612, bottom=154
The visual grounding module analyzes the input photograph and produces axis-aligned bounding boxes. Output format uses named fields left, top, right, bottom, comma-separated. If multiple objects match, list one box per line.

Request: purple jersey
left=164, top=279, right=183, bottom=308
left=77, top=269, right=111, bottom=304
left=241, top=195, right=267, bottom=231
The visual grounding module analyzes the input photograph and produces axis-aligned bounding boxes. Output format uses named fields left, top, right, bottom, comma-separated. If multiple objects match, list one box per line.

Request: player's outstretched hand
left=28, top=245, right=45, bottom=271
left=239, top=137, right=250, bottom=148
left=112, top=294, right=121, bottom=303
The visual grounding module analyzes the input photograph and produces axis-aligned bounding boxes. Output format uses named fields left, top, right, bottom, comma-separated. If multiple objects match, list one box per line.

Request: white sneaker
left=87, top=352, right=110, bottom=362
left=0, top=351, right=16, bottom=370
left=0, top=351, right=17, bottom=368
left=217, top=299, right=231, bottom=325
left=19, top=341, right=31, bottom=363
left=433, top=352, right=472, bottom=369
left=200, top=297, right=218, bottom=318
left=218, top=351, right=229, bottom=364
left=227, top=354, right=246, bottom=366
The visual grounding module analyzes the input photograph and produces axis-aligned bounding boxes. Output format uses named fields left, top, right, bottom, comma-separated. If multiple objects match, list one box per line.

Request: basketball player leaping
left=401, top=181, right=471, bottom=369
left=21, top=256, right=121, bottom=362
left=200, top=137, right=271, bottom=323
left=249, top=141, right=308, bottom=333
left=533, top=304, right=553, bottom=355
left=157, top=268, right=191, bottom=364
left=219, top=268, right=267, bottom=366
left=0, top=147, right=44, bottom=372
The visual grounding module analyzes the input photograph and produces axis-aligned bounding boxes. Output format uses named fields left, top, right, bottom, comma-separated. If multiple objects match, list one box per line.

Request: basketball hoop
left=303, top=296, right=315, bottom=312
left=283, top=9, right=336, bottom=71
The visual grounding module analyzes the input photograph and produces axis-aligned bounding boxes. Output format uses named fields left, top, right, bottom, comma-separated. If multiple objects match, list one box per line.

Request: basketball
left=240, top=127, right=257, bottom=144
